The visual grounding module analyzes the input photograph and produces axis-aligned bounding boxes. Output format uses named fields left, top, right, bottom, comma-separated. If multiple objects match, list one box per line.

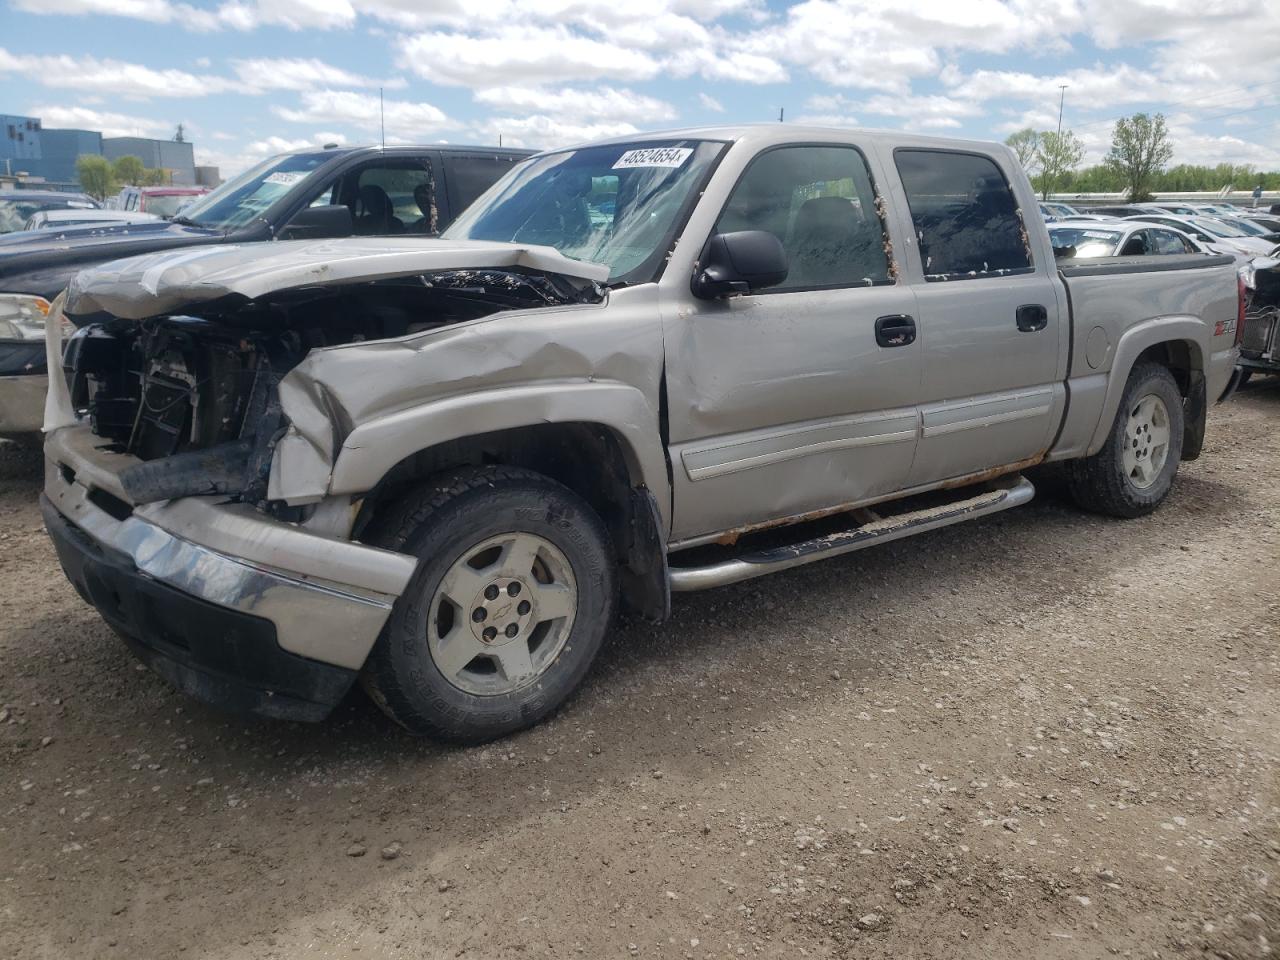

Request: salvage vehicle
left=0, top=189, right=98, bottom=233
left=1050, top=220, right=1207, bottom=258
left=0, top=144, right=531, bottom=437
left=115, top=186, right=209, bottom=219
left=1123, top=214, right=1279, bottom=258
left=40, top=126, right=1245, bottom=742
left=1238, top=256, right=1280, bottom=383
left=23, top=209, right=160, bottom=231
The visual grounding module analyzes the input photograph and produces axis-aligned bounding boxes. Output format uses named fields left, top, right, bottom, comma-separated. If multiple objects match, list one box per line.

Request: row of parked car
left=1039, top=199, right=1280, bottom=383
left=0, top=185, right=212, bottom=234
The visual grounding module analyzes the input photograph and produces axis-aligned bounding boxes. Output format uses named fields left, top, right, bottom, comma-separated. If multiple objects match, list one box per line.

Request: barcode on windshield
left=612, top=147, right=693, bottom=170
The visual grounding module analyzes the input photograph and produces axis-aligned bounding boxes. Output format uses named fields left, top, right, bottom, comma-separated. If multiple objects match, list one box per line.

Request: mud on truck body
left=41, top=126, right=1245, bottom=742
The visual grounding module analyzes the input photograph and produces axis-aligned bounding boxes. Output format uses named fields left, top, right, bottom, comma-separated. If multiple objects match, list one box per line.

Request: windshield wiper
left=169, top=215, right=202, bottom=227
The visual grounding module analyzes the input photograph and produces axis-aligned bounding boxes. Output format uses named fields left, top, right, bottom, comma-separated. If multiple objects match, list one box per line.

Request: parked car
left=1085, top=204, right=1149, bottom=218
left=116, top=186, right=209, bottom=219
left=1038, top=201, right=1080, bottom=221
left=0, top=144, right=533, bottom=438
left=0, top=190, right=98, bottom=234
left=1122, top=214, right=1278, bottom=257
left=1214, top=214, right=1280, bottom=244
left=1239, top=213, right=1280, bottom=233
left=1049, top=220, right=1206, bottom=258
left=40, top=125, right=1246, bottom=741
left=23, top=209, right=160, bottom=231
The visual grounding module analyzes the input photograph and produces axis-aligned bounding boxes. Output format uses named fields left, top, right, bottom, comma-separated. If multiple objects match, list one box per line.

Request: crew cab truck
left=0, top=144, right=531, bottom=437
left=40, top=126, right=1244, bottom=742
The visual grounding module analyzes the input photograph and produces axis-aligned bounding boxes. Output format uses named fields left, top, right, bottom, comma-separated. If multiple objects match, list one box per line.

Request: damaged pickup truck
left=41, top=127, right=1245, bottom=742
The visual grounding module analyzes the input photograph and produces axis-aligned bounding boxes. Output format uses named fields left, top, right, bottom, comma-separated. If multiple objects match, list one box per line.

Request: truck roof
left=547, top=123, right=1013, bottom=160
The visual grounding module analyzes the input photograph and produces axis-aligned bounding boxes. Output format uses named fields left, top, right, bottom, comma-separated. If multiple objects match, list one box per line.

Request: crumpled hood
left=64, top=236, right=611, bottom=319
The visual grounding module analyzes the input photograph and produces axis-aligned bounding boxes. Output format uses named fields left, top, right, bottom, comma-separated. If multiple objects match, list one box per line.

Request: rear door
left=891, top=148, right=1066, bottom=486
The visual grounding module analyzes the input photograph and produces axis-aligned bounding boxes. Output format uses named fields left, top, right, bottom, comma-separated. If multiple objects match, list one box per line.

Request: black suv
left=0, top=144, right=532, bottom=436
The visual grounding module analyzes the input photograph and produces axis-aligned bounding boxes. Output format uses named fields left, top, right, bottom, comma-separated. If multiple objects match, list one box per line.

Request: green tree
left=76, top=155, right=116, bottom=201
left=1004, top=128, right=1040, bottom=170
left=111, top=155, right=145, bottom=186
left=1035, top=129, right=1084, bottom=199
left=142, top=167, right=169, bottom=186
left=1107, top=113, right=1174, bottom=202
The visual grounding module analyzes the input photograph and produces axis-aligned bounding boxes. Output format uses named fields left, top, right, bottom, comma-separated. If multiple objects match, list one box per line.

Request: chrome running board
left=668, top=475, right=1035, bottom=592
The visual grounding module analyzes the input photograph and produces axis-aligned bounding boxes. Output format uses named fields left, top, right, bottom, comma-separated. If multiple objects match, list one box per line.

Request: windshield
left=1219, top=216, right=1270, bottom=237
left=144, top=193, right=202, bottom=219
left=1049, top=227, right=1121, bottom=258
left=0, top=197, right=87, bottom=233
left=1193, top=217, right=1252, bottom=238
left=177, top=152, right=331, bottom=229
left=442, top=140, right=725, bottom=284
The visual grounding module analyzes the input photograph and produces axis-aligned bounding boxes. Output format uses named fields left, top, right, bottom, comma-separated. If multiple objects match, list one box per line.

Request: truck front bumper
left=43, top=424, right=419, bottom=722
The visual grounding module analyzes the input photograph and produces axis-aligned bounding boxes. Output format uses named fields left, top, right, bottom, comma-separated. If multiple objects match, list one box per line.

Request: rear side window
left=894, top=149, right=1033, bottom=280
left=442, top=155, right=524, bottom=222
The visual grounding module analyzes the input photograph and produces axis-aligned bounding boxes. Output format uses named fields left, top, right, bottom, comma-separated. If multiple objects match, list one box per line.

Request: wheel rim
left=1121, top=393, right=1172, bottom=490
left=426, top=532, right=577, bottom=696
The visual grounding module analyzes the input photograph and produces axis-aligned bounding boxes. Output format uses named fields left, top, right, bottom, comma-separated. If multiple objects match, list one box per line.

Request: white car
left=23, top=209, right=161, bottom=231
left=1122, top=214, right=1277, bottom=257
left=1049, top=219, right=1206, bottom=258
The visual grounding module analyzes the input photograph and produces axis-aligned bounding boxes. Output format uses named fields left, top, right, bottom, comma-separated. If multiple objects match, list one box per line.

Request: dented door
left=662, top=143, right=922, bottom=543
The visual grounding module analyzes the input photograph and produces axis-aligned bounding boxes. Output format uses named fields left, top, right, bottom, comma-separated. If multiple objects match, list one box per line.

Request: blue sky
left=2, top=0, right=1278, bottom=178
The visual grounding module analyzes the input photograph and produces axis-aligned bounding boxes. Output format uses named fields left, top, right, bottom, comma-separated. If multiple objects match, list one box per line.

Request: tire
left=1065, top=362, right=1184, bottom=518
left=360, top=465, right=616, bottom=743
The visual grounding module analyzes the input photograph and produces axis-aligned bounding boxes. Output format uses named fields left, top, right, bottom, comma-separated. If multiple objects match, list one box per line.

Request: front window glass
left=1049, top=227, right=1121, bottom=258
left=1193, top=217, right=1250, bottom=238
left=142, top=194, right=199, bottom=219
left=0, top=198, right=74, bottom=233
left=177, top=152, right=331, bottom=229
left=1221, top=217, right=1269, bottom=237
left=714, top=145, right=891, bottom=290
left=895, top=149, right=1033, bottom=280
left=443, top=140, right=724, bottom=284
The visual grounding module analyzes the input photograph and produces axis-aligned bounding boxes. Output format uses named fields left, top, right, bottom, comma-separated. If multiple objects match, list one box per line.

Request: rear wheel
left=1066, top=362, right=1184, bottom=518
left=361, top=465, right=616, bottom=743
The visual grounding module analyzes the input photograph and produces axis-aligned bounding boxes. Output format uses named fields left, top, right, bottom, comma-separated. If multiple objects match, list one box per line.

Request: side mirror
left=280, top=204, right=354, bottom=240
left=692, top=230, right=788, bottom=299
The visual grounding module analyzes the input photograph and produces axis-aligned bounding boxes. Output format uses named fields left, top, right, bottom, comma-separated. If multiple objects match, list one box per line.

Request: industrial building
left=0, top=111, right=213, bottom=190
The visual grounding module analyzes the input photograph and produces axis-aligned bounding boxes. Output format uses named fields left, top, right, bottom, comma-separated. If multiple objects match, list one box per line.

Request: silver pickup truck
left=40, top=126, right=1244, bottom=741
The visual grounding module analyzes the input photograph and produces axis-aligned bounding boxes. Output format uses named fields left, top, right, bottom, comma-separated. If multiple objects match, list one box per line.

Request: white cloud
left=468, top=115, right=641, bottom=150
left=473, top=86, right=676, bottom=124
left=698, top=92, right=726, bottom=113
left=274, top=90, right=451, bottom=138
left=28, top=105, right=172, bottom=138
left=397, top=26, right=663, bottom=86
left=231, top=57, right=385, bottom=92
left=0, top=47, right=231, bottom=99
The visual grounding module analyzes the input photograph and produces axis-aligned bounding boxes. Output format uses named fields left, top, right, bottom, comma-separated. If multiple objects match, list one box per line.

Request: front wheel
left=1065, top=362, right=1184, bottom=518
left=361, top=466, right=616, bottom=742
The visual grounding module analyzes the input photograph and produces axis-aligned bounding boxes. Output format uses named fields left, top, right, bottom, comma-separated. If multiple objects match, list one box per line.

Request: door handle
left=875, top=314, right=916, bottom=348
left=1017, top=304, right=1049, bottom=333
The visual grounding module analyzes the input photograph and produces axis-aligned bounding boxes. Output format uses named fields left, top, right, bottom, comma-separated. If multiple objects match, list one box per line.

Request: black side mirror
left=280, top=204, right=354, bottom=240
left=692, top=230, right=788, bottom=299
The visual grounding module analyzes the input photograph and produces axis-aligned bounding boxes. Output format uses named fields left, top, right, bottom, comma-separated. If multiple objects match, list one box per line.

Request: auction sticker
left=613, top=147, right=693, bottom=169
left=264, top=171, right=307, bottom=186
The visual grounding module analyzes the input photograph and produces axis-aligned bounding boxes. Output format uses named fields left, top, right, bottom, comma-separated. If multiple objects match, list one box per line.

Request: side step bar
left=668, top=475, right=1035, bottom=592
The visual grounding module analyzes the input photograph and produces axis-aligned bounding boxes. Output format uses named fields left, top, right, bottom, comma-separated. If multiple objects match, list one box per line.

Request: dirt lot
left=2, top=384, right=1277, bottom=960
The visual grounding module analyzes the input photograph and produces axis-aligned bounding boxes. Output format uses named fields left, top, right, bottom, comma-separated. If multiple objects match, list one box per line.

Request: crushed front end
left=1240, top=258, right=1280, bottom=376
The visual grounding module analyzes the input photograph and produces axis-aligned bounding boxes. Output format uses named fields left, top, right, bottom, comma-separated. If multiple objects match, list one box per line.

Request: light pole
left=1044, top=84, right=1068, bottom=201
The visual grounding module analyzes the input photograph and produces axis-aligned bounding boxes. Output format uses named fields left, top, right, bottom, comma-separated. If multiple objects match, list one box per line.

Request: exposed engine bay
left=62, top=269, right=604, bottom=508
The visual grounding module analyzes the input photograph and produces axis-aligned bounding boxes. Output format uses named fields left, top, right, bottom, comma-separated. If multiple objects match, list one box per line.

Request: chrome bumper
left=0, top=373, right=47, bottom=437
left=43, top=424, right=418, bottom=670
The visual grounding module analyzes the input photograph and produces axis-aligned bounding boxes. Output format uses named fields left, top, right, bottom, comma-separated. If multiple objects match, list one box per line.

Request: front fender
left=324, top=380, right=671, bottom=531
left=1085, top=315, right=1209, bottom=457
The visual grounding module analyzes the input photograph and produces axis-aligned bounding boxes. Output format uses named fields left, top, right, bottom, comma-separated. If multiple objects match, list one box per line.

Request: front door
left=662, top=143, right=922, bottom=543
left=892, top=148, right=1065, bottom=487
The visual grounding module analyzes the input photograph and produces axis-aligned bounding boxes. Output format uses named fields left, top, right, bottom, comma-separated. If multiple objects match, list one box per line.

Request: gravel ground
left=2, top=383, right=1278, bottom=960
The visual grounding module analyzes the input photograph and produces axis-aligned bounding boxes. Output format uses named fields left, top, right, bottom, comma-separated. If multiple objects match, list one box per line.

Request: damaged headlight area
left=62, top=268, right=604, bottom=512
